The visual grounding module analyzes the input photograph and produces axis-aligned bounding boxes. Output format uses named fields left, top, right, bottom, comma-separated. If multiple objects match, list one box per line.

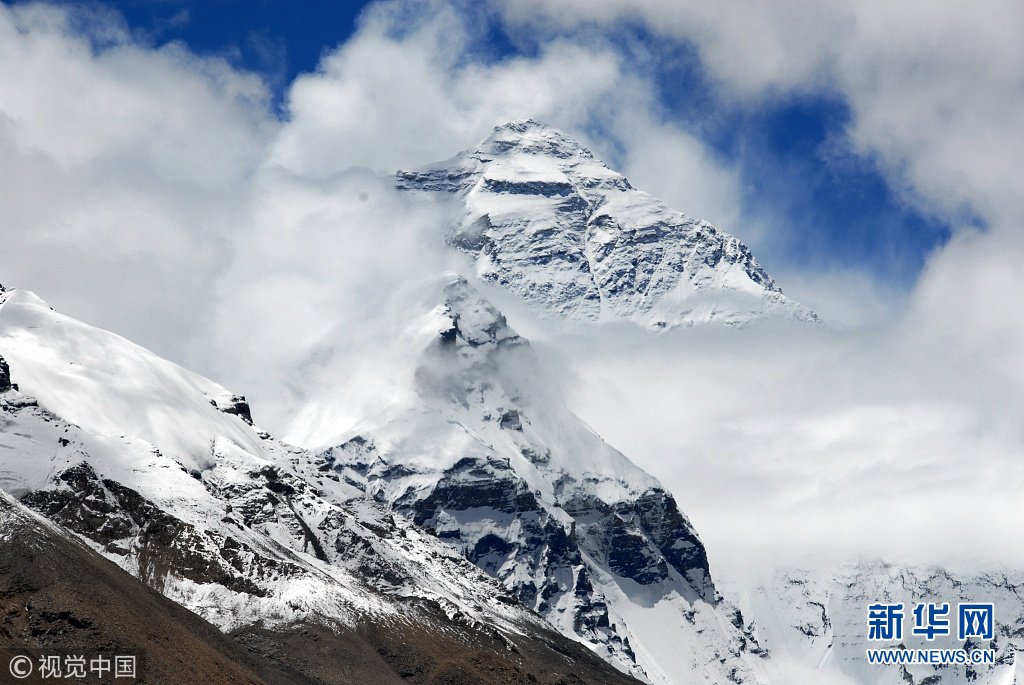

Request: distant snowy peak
left=397, top=119, right=820, bottom=329
left=735, top=562, right=1024, bottom=685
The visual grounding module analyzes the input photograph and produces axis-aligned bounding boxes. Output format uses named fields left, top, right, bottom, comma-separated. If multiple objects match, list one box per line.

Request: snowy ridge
left=302, top=275, right=770, bottom=684
left=729, top=562, right=1024, bottom=685
left=397, top=119, right=819, bottom=329
left=0, top=289, right=558, bottom=651
left=0, top=288, right=265, bottom=477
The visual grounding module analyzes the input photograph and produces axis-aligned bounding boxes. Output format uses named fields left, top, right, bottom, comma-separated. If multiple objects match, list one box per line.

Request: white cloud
left=770, top=267, right=909, bottom=329
left=267, top=1, right=746, bottom=224
left=0, top=0, right=752, bottom=372
left=208, top=0, right=755, bottom=430
left=497, top=0, right=1024, bottom=327
left=3, top=0, right=1023, bottom=582
left=501, top=0, right=1024, bottom=225
left=614, top=114, right=745, bottom=232
left=542, top=315, right=1024, bottom=574
left=483, top=0, right=1024, bottom=574
left=201, top=166, right=460, bottom=432
left=0, top=3, right=275, bottom=362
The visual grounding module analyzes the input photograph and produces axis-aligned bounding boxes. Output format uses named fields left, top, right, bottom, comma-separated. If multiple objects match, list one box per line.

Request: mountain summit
left=397, top=119, right=819, bottom=328
left=299, top=275, right=770, bottom=685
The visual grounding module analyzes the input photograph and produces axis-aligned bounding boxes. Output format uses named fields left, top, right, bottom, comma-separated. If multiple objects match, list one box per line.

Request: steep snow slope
left=294, top=275, right=770, bottom=685
left=728, top=562, right=1024, bottom=685
left=0, top=287, right=262, bottom=476
left=0, top=286, right=641, bottom=685
left=396, top=119, right=819, bottom=329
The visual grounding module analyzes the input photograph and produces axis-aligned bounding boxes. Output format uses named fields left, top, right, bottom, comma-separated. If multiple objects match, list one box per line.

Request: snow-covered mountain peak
left=301, top=274, right=656, bottom=500
left=312, top=277, right=768, bottom=684
left=476, top=118, right=597, bottom=161
left=417, top=277, right=661, bottom=500
left=397, top=121, right=819, bottom=329
left=439, top=275, right=522, bottom=347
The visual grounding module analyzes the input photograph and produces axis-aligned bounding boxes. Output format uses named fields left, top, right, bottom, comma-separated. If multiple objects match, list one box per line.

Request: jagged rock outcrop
left=0, top=285, right=642, bottom=685
left=211, top=392, right=255, bottom=426
left=0, top=353, right=11, bottom=393
left=316, top=276, right=768, bottom=685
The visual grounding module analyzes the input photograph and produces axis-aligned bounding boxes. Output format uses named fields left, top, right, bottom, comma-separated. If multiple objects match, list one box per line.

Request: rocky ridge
left=0, top=290, right=641, bottom=685
left=311, top=276, right=769, bottom=685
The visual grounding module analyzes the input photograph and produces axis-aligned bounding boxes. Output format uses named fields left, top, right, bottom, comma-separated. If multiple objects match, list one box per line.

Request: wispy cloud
left=0, top=2, right=274, bottom=362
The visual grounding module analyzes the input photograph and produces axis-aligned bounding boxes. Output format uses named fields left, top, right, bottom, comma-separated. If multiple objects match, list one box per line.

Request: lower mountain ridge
left=0, top=285, right=640, bottom=685
left=1, top=489, right=308, bottom=685
left=3, top=278, right=1021, bottom=685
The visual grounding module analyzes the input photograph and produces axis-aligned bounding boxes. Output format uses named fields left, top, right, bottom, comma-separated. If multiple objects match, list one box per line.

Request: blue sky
left=638, top=31, right=955, bottom=287
left=19, top=0, right=955, bottom=294
left=86, top=0, right=370, bottom=93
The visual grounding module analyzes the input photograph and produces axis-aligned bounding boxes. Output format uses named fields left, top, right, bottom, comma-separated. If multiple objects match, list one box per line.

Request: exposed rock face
left=397, top=119, right=819, bottom=329
left=565, top=489, right=711, bottom=591
left=212, top=393, right=255, bottom=426
left=23, top=462, right=278, bottom=596
left=0, top=353, right=10, bottom=392
left=1, top=490, right=642, bottom=685
left=320, top=277, right=767, bottom=685
left=0, top=288, right=643, bottom=685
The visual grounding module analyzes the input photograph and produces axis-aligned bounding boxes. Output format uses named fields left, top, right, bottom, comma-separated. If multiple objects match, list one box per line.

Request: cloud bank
left=1, top=0, right=1023, bottom=578
left=0, top=3, right=274, bottom=361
